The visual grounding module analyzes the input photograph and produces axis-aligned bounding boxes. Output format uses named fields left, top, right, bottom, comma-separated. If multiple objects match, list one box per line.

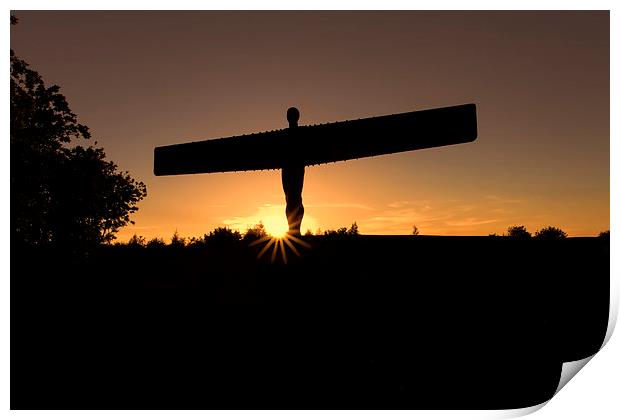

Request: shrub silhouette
left=324, top=223, right=360, bottom=237
left=187, top=235, right=208, bottom=248
left=243, top=222, right=268, bottom=242
left=127, top=234, right=146, bottom=248
left=170, top=230, right=186, bottom=248
left=207, top=227, right=242, bottom=246
left=324, top=227, right=349, bottom=236
left=412, top=225, right=420, bottom=236
left=11, top=28, right=146, bottom=249
left=598, top=230, right=610, bottom=240
left=146, top=237, right=166, bottom=249
left=534, top=226, right=567, bottom=240
left=506, top=225, right=532, bottom=239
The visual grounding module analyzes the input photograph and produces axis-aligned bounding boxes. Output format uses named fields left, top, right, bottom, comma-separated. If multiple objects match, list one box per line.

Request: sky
left=10, top=11, right=610, bottom=240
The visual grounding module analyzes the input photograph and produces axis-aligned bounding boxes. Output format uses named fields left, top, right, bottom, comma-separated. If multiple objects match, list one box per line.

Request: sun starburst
left=250, top=231, right=310, bottom=263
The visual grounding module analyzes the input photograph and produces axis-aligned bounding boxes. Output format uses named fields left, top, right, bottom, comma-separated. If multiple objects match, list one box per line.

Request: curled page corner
left=551, top=297, right=618, bottom=398
left=553, top=355, right=596, bottom=396
left=492, top=401, right=548, bottom=419
left=486, top=335, right=612, bottom=418
left=486, top=356, right=596, bottom=419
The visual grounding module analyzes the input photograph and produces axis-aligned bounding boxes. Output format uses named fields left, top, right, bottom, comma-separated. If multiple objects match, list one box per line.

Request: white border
left=4, top=2, right=618, bottom=419
left=3, top=0, right=620, bottom=10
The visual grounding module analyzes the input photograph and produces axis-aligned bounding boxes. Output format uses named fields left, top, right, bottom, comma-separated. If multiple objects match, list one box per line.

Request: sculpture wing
left=154, top=103, right=477, bottom=176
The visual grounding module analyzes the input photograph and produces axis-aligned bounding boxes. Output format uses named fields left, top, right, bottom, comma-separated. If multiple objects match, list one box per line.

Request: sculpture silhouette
left=154, top=104, right=478, bottom=234
left=281, top=107, right=304, bottom=234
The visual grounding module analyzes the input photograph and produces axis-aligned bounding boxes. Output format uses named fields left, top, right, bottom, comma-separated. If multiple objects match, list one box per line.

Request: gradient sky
left=10, top=11, right=609, bottom=240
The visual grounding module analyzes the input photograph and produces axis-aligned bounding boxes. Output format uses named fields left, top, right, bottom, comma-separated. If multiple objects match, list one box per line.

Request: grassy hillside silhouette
left=11, top=231, right=609, bottom=409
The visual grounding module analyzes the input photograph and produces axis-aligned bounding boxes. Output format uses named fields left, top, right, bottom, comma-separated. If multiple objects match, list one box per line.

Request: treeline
left=118, top=223, right=610, bottom=248
left=490, top=225, right=610, bottom=240
left=119, top=222, right=361, bottom=248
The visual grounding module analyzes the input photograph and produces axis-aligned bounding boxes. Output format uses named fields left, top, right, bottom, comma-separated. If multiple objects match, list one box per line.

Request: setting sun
left=262, top=214, right=289, bottom=237
left=219, top=203, right=318, bottom=239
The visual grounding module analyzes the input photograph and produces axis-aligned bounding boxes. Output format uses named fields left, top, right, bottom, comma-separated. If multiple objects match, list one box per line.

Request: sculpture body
left=154, top=104, right=478, bottom=234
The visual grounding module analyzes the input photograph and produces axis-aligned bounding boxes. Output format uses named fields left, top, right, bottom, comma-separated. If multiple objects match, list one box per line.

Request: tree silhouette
left=534, top=226, right=567, bottom=240
left=412, top=225, right=420, bottom=236
left=324, top=227, right=348, bottom=236
left=348, top=222, right=359, bottom=236
left=146, top=237, right=167, bottom=249
left=324, top=223, right=360, bottom=237
left=187, top=235, right=208, bottom=248
left=170, top=230, right=186, bottom=248
left=11, top=28, right=146, bottom=249
left=127, top=234, right=146, bottom=248
left=506, top=225, right=531, bottom=239
left=207, top=227, right=242, bottom=247
left=243, top=222, right=268, bottom=242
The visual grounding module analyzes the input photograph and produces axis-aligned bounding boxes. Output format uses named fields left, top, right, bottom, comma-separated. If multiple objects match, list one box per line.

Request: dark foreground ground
left=11, top=235, right=609, bottom=409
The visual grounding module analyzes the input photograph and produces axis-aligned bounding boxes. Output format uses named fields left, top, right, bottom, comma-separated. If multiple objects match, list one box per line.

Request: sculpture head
left=287, top=107, right=300, bottom=127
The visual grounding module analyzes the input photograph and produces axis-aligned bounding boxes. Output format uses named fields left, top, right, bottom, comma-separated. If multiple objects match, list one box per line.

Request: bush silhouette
left=170, top=230, right=186, bottom=248
left=412, top=225, right=420, bottom=236
left=11, top=31, right=146, bottom=249
left=324, top=227, right=349, bottom=236
left=207, top=227, right=242, bottom=246
left=598, top=230, right=610, bottom=240
left=534, top=226, right=567, bottom=240
left=187, top=235, right=208, bottom=248
left=127, top=234, right=146, bottom=248
left=146, top=237, right=166, bottom=249
left=243, top=222, right=268, bottom=242
left=506, top=225, right=532, bottom=239
left=324, top=223, right=360, bottom=237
